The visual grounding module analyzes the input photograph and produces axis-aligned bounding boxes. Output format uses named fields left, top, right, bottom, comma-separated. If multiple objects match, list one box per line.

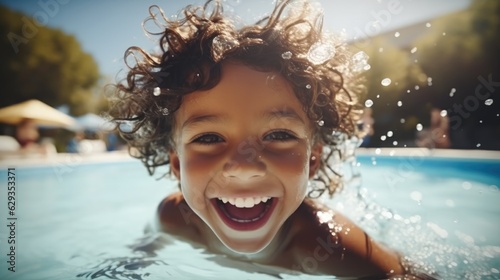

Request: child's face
left=169, top=62, right=320, bottom=254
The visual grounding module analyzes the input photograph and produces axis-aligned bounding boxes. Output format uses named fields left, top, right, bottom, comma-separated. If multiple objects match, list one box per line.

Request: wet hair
left=109, top=0, right=367, bottom=197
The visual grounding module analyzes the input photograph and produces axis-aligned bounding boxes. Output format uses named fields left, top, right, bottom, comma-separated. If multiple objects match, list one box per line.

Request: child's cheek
left=265, top=149, right=310, bottom=202
left=179, top=152, right=220, bottom=211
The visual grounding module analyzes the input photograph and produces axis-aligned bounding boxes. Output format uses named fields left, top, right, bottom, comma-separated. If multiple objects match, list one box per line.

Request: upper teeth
left=219, top=197, right=270, bottom=208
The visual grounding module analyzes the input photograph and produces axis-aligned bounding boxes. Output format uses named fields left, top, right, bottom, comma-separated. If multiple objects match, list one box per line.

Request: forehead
left=176, top=62, right=307, bottom=122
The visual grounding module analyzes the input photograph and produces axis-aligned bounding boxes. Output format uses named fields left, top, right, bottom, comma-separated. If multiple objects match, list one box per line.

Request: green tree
left=0, top=5, right=100, bottom=115
left=352, top=37, right=427, bottom=145
left=411, top=0, right=499, bottom=149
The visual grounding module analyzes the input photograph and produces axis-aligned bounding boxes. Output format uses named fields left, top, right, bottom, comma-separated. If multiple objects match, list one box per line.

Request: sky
left=1, top=0, right=471, bottom=77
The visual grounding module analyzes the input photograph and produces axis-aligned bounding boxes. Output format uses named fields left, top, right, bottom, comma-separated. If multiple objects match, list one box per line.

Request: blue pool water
left=1, top=150, right=499, bottom=279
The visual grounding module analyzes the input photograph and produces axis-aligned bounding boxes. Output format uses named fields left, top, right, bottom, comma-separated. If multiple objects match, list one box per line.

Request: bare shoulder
left=156, top=192, right=201, bottom=241
left=289, top=199, right=404, bottom=278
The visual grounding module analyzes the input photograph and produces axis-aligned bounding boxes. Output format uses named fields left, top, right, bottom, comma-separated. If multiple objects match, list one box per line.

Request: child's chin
left=212, top=223, right=278, bottom=255
left=221, top=237, right=272, bottom=255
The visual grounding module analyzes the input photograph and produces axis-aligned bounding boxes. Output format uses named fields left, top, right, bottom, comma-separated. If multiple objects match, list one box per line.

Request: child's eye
left=192, top=134, right=224, bottom=144
left=264, top=130, right=297, bottom=141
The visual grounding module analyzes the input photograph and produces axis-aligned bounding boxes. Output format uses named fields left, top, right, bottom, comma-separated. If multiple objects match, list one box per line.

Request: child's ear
left=309, top=143, right=323, bottom=178
left=169, top=150, right=181, bottom=180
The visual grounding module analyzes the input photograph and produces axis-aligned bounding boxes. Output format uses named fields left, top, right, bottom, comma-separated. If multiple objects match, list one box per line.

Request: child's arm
left=290, top=200, right=428, bottom=278
left=156, top=192, right=203, bottom=243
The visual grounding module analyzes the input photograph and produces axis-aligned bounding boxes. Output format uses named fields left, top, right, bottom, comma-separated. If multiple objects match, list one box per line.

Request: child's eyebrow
left=181, top=108, right=305, bottom=131
left=181, top=114, right=222, bottom=130
left=265, top=108, right=305, bottom=125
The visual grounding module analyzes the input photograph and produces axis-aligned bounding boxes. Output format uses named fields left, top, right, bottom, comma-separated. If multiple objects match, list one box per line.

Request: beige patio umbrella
left=0, top=99, right=76, bottom=127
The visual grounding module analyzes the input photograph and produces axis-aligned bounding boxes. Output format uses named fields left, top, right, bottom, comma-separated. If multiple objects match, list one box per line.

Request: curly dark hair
left=109, top=0, right=367, bottom=197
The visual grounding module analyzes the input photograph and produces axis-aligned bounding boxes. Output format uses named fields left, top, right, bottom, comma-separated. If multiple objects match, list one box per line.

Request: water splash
left=364, top=99, right=374, bottom=108
left=212, top=35, right=239, bottom=62
left=281, top=51, right=292, bottom=60
left=307, top=42, right=336, bottom=65
left=352, top=51, right=371, bottom=72
left=159, top=107, right=169, bottom=116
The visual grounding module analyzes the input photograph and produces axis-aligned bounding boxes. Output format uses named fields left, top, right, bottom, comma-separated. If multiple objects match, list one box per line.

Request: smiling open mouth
left=211, top=197, right=277, bottom=231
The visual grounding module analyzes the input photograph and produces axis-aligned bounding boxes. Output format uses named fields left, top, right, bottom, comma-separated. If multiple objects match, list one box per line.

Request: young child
left=110, top=0, right=433, bottom=278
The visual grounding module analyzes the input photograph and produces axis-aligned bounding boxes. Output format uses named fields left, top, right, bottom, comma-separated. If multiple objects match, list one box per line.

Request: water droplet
left=416, top=123, right=423, bottom=131
left=352, top=51, right=370, bottom=72
left=305, top=84, right=311, bottom=89
left=400, top=118, right=406, bottom=123
left=479, top=120, right=483, bottom=123
left=317, top=120, right=324, bottom=126
left=161, top=108, right=169, bottom=115
left=442, top=32, right=446, bottom=36
left=375, top=148, right=381, bottom=155
left=414, top=85, right=420, bottom=90
left=364, top=99, right=374, bottom=107
left=410, top=47, right=417, bottom=54
left=381, top=78, right=392, bottom=86
left=440, top=110, right=447, bottom=117
left=425, top=22, right=432, bottom=28
left=445, top=199, right=455, bottom=207
left=380, top=135, right=387, bottom=141
left=153, top=87, right=161, bottom=96
left=387, top=131, right=393, bottom=137
left=410, top=191, right=422, bottom=201
left=393, top=141, right=398, bottom=146
left=281, top=51, right=292, bottom=60
left=376, top=94, right=380, bottom=98
left=462, top=181, right=472, bottom=190
left=449, top=88, right=456, bottom=97
left=476, top=143, right=481, bottom=148
left=394, top=31, right=400, bottom=38
left=212, top=35, right=239, bottom=62
left=307, top=42, right=335, bottom=65
left=485, top=98, right=493, bottom=106
left=397, top=101, right=403, bottom=107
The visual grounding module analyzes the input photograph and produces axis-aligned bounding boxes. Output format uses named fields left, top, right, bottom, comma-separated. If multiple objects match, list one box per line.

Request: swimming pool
left=1, top=149, right=499, bottom=279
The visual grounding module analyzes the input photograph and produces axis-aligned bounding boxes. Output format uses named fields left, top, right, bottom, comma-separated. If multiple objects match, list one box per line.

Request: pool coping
left=356, top=147, right=500, bottom=160
left=1, top=148, right=499, bottom=168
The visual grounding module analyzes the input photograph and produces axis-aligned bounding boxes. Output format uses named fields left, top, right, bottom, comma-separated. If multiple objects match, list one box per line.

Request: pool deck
left=0, top=150, right=135, bottom=168
left=1, top=148, right=499, bottom=168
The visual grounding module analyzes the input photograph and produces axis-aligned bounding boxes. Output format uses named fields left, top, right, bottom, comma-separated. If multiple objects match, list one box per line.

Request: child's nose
left=222, top=154, right=266, bottom=181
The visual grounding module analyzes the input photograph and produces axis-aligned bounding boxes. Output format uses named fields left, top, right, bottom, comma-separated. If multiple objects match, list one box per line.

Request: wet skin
left=158, top=62, right=405, bottom=277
